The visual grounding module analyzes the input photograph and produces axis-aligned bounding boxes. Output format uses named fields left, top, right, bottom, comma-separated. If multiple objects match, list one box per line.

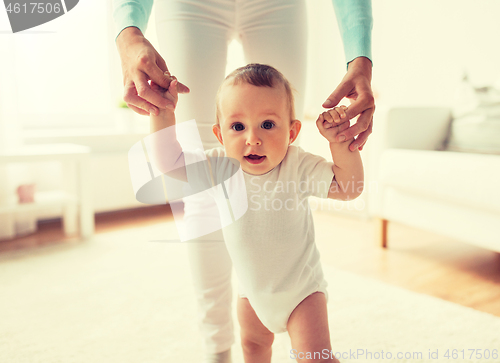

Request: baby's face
left=213, top=82, right=300, bottom=175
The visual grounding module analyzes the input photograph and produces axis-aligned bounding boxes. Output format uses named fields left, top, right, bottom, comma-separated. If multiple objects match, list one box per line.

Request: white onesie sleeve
left=284, top=145, right=334, bottom=199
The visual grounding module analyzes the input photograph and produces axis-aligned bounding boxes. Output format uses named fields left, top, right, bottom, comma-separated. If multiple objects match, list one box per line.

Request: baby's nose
left=246, top=130, right=262, bottom=145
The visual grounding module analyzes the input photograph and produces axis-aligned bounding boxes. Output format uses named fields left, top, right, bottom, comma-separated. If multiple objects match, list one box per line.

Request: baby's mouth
left=244, top=154, right=266, bottom=164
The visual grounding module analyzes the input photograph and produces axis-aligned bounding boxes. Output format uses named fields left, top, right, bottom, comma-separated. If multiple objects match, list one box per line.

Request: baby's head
left=213, top=64, right=301, bottom=175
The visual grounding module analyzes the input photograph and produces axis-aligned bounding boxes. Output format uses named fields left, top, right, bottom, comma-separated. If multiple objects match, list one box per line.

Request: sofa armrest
left=384, top=107, right=451, bottom=150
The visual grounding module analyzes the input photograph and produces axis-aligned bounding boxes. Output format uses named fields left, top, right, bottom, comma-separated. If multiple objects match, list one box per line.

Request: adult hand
left=116, top=27, right=190, bottom=116
left=322, top=57, right=375, bottom=151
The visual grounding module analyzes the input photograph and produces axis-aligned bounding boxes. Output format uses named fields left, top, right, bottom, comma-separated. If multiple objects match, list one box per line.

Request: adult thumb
left=322, top=82, right=350, bottom=108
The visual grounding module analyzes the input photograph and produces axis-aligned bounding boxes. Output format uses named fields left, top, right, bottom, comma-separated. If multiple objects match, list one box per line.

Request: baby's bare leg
left=287, top=292, right=340, bottom=363
left=237, top=297, right=274, bottom=363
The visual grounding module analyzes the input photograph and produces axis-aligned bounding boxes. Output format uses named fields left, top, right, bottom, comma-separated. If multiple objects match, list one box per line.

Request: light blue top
left=112, top=0, right=372, bottom=66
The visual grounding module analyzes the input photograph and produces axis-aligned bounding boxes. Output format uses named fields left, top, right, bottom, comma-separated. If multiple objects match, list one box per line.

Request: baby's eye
left=231, top=123, right=245, bottom=131
left=261, top=121, right=275, bottom=130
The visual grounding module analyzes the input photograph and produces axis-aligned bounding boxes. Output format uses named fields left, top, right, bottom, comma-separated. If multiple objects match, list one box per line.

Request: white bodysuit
left=185, top=145, right=334, bottom=333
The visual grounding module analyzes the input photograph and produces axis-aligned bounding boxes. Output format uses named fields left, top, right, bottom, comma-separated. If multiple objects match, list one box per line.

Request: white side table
left=0, top=143, right=94, bottom=240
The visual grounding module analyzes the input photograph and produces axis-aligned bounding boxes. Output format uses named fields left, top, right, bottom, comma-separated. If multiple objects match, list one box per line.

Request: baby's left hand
left=316, top=106, right=351, bottom=143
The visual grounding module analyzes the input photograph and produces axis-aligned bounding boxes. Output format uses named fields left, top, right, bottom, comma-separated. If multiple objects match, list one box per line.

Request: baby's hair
left=215, top=63, right=296, bottom=124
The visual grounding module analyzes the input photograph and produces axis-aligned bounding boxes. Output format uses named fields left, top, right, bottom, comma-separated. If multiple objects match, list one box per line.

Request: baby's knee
left=240, top=331, right=274, bottom=355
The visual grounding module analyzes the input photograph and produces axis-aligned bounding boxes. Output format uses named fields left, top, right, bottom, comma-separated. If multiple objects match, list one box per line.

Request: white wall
left=371, top=0, right=500, bottom=108
left=303, top=0, right=500, bottom=111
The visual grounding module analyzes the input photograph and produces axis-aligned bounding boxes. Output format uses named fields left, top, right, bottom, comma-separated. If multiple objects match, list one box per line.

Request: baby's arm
left=316, top=106, right=364, bottom=200
left=149, top=76, right=187, bottom=181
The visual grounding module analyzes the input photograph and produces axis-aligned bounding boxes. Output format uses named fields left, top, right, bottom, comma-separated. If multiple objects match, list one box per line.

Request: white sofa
left=374, top=107, right=500, bottom=253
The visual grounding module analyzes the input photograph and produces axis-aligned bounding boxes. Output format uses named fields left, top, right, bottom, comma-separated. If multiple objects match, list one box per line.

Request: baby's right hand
left=151, top=73, right=179, bottom=113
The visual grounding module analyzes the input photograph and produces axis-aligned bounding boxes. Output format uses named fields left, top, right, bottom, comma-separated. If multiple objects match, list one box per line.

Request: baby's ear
left=289, top=119, right=302, bottom=144
left=212, top=124, right=224, bottom=145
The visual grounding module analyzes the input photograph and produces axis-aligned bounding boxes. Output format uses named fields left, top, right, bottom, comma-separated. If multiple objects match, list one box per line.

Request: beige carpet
left=1, top=221, right=499, bottom=363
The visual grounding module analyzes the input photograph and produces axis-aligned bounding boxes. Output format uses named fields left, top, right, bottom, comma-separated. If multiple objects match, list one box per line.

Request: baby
left=150, top=64, right=363, bottom=363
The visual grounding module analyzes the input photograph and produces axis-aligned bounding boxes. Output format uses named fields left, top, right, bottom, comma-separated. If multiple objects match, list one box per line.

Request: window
left=1, top=0, right=118, bottom=131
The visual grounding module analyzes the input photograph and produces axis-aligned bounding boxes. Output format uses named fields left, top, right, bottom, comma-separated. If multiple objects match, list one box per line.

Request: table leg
left=78, top=157, right=94, bottom=239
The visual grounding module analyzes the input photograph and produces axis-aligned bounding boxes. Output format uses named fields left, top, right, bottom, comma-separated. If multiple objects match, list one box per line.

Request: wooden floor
left=313, top=212, right=500, bottom=317
left=1, top=206, right=499, bottom=317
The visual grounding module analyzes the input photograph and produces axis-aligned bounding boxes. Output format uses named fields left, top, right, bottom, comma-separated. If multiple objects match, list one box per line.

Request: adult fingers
left=128, top=104, right=151, bottom=116
left=134, top=71, right=175, bottom=110
left=149, top=58, right=190, bottom=95
left=124, top=71, right=168, bottom=111
left=123, top=80, right=160, bottom=115
left=354, top=119, right=373, bottom=151
left=338, top=119, right=351, bottom=133
left=336, top=107, right=373, bottom=144
left=343, top=90, right=375, bottom=121
left=322, top=81, right=352, bottom=108
left=143, top=55, right=172, bottom=90
left=150, top=80, right=166, bottom=93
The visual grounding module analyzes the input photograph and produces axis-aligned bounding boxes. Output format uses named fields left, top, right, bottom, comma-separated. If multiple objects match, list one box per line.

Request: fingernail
left=323, top=99, right=333, bottom=107
left=166, top=104, right=175, bottom=110
left=353, top=143, right=359, bottom=150
left=149, top=108, right=156, bottom=115
left=338, top=135, right=346, bottom=142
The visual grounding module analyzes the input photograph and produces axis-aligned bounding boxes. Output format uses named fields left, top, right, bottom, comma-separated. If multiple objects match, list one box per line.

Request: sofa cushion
left=447, top=113, right=500, bottom=154
left=448, top=77, right=500, bottom=154
left=379, top=149, right=500, bottom=213
left=386, top=108, right=451, bottom=150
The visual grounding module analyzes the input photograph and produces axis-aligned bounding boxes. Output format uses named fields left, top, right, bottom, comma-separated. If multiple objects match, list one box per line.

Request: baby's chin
left=241, top=166, right=272, bottom=175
